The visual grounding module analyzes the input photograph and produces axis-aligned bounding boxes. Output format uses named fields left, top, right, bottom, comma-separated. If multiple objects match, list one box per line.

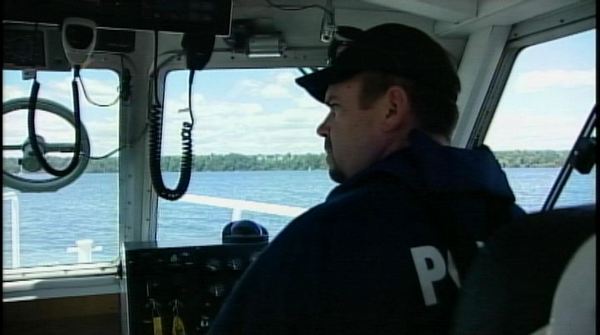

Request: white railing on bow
left=3, top=190, right=21, bottom=268
left=2, top=191, right=307, bottom=267
left=180, top=194, right=307, bottom=220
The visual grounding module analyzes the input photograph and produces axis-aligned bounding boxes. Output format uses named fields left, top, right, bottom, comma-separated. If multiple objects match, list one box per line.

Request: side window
left=157, top=69, right=334, bottom=245
left=2, top=69, right=120, bottom=270
left=483, top=29, right=596, bottom=212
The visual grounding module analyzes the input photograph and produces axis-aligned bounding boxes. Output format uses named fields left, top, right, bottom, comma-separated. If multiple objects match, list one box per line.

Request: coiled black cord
left=148, top=31, right=194, bottom=201
left=27, top=65, right=83, bottom=177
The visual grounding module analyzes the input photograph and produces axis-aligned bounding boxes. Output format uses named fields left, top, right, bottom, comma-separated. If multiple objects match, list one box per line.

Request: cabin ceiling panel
left=154, top=6, right=468, bottom=71
left=363, top=0, right=477, bottom=22
left=335, top=8, right=435, bottom=31
left=208, top=7, right=467, bottom=70
left=509, top=0, right=596, bottom=43
left=435, top=0, right=586, bottom=36
left=335, top=9, right=467, bottom=67
left=228, top=6, right=432, bottom=49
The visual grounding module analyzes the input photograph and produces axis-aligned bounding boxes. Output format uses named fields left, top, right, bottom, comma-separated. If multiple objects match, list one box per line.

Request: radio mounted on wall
left=3, top=0, right=232, bottom=35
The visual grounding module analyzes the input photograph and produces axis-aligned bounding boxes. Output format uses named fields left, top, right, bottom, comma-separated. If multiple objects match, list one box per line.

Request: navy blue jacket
left=209, top=131, right=525, bottom=335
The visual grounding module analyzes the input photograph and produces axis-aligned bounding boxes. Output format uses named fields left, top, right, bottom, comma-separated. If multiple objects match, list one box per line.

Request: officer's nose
left=316, top=113, right=332, bottom=138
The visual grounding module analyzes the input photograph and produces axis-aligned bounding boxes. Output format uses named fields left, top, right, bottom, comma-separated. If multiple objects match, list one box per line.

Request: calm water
left=2, top=168, right=595, bottom=268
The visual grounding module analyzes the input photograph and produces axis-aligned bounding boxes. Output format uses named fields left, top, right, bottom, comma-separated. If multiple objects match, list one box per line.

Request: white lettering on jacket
left=411, top=246, right=460, bottom=306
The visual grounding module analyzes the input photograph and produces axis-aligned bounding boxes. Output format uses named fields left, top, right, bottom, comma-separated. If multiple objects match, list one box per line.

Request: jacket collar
left=328, top=130, right=516, bottom=201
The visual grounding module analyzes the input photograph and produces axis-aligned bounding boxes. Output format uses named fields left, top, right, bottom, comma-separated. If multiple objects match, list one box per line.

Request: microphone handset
left=27, top=17, right=96, bottom=177
left=148, top=31, right=215, bottom=201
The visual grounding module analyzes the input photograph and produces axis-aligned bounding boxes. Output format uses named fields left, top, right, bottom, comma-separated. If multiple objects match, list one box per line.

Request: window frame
left=468, top=17, right=596, bottom=148
left=154, top=66, right=330, bottom=245
left=466, top=19, right=596, bottom=211
left=542, top=107, right=596, bottom=211
left=2, top=64, right=124, bottom=279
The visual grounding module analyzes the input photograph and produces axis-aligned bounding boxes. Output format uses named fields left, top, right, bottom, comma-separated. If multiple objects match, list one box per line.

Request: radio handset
left=61, top=17, right=97, bottom=67
left=26, top=17, right=96, bottom=178
left=148, top=31, right=215, bottom=201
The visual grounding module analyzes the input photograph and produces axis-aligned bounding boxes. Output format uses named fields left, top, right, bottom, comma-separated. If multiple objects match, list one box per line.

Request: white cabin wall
left=452, top=25, right=511, bottom=148
left=119, top=31, right=159, bottom=242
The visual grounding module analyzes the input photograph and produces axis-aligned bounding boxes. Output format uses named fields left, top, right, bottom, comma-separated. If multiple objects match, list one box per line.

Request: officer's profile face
left=316, top=74, right=390, bottom=183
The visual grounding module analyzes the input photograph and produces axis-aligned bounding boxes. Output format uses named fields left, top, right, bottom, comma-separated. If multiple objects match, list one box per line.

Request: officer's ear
left=382, top=85, right=412, bottom=132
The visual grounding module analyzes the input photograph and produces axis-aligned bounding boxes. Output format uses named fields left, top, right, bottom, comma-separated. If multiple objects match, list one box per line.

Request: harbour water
left=2, top=168, right=595, bottom=268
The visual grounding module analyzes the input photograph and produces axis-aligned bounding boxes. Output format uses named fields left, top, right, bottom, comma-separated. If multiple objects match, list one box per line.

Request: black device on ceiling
left=3, top=0, right=232, bottom=35
left=3, top=24, right=136, bottom=70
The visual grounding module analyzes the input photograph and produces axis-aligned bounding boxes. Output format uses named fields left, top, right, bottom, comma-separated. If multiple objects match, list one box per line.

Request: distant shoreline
left=3, top=151, right=570, bottom=173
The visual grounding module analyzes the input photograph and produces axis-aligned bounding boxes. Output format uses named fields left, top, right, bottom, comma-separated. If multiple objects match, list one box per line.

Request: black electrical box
left=4, top=0, right=232, bottom=35
left=121, top=241, right=267, bottom=335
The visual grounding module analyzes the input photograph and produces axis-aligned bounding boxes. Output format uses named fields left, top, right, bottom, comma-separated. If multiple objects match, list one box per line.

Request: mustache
left=324, top=138, right=332, bottom=152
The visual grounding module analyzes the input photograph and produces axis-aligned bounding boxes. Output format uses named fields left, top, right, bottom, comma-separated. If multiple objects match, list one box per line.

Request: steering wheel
left=3, top=97, right=90, bottom=192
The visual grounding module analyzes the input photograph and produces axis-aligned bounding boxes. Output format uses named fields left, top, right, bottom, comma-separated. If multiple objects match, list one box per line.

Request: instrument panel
left=121, top=241, right=267, bottom=335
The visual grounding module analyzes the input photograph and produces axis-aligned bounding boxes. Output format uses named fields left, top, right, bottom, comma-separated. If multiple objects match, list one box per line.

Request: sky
left=483, top=29, right=596, bottom=151
left=2, top=29, right=595, bottom=158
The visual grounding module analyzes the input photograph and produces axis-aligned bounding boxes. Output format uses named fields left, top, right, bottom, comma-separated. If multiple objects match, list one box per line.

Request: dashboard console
left=121, top=241, right=267, bottom=335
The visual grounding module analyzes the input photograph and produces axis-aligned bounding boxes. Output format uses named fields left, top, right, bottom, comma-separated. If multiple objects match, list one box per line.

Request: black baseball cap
left=295, top=23, right=460, bottom=103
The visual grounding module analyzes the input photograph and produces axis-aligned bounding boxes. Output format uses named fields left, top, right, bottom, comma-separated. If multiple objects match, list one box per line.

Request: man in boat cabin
left=210, top=23, right=525, bottom=334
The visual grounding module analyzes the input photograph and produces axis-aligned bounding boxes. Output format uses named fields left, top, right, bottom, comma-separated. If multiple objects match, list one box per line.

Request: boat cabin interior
left=2, top=0, right=596, bottom=334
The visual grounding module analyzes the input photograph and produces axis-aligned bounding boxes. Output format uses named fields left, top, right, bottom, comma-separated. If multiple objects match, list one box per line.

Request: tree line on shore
left=3, top=150, right=570, bottom=173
